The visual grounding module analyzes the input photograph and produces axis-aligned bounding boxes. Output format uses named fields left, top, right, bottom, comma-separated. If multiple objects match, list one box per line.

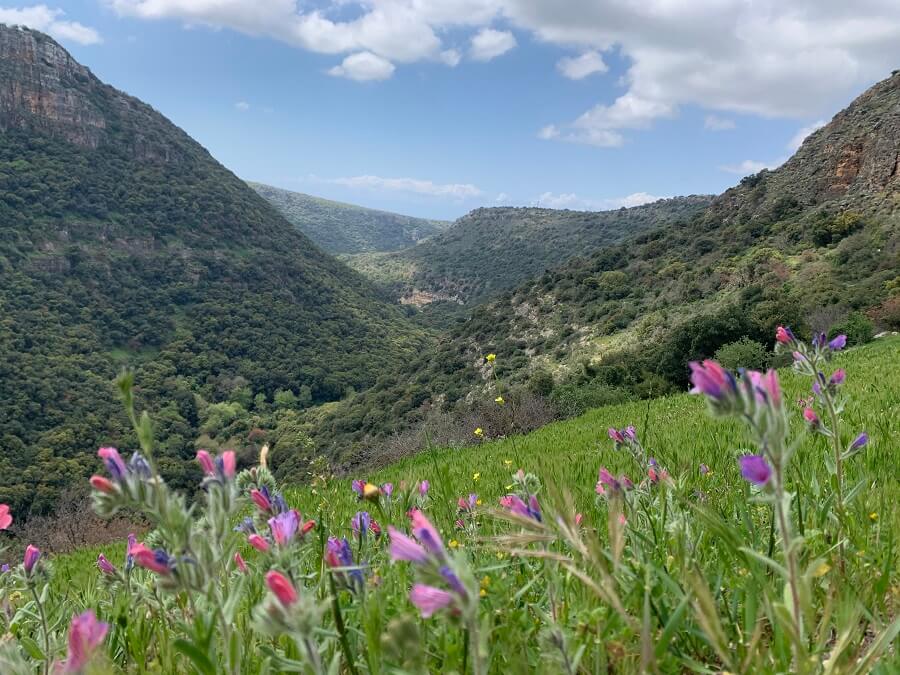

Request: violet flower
left=58, top=610, right=108, bottom=674
left=739, top=455, right=772, bottom=486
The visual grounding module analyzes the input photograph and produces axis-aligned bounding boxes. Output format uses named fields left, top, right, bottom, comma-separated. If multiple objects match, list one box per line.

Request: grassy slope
left=56, top=337, right=900, bottom=594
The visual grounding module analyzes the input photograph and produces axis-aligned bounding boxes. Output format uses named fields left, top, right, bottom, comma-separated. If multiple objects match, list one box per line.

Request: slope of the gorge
left=345, top=196, right=713, bottom=308
left=306, top=71, right=900, bottom=468
left=248, top=182, right=449, bottom=255
left=0, top=25, right=425, bottom=513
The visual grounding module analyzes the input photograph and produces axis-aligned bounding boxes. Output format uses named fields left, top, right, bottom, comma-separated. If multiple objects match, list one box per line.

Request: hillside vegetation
left=0, top=26, right=425, bottom=515
left=249, top=182, right=449, bottom=255
left=346, top=197, right=712, bottom=307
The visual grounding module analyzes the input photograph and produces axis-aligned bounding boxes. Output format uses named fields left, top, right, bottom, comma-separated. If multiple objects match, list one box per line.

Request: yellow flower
left=486, top=353, right=496, bottom=363
left=481, top=576, right=491, bottom=587
left=495, top=396, right=505, bottom=406
left=363, top=483, right=381, bottom=500
left=474, top=427, right=484, bottom=438
left=476, top=499, right=482, bottom=506
left=503, top=459, right=512, bottom=467
left=869, top=512, right=878, bottom=521
left=473, top=472, right=481, bottom=482
left=495, top=551, right=505, bottom=560
left=480, top=588, right=487, bottom=597
left=813, top=561, right=831, bottom=578
left=449, top=539, right=459, bottom=549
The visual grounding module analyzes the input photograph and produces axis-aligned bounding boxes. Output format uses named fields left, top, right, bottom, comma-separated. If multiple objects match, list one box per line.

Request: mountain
left=307, top=71, right=900, bottom=466
left=345, top=197, right=713, bottom=308
left=248, top=182, right=449, bottom=255
left=0, top=25, right=425, bottom=514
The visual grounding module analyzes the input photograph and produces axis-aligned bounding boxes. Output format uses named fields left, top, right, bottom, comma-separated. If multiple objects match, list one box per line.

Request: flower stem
left=329, top=575, right=360, bottom=675
left=28, top=582, right=50, bottom=675
left=821, top=390, right=847, bottom=572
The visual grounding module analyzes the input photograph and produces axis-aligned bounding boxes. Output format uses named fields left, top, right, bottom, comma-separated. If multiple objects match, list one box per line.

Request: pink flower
left=266, top=570, right=298, bottom=607
left=23, top=545, right=40, bottom=575
left=248, top=534, right=270, bottom=553
left=90, top=475, right=116, bottom=494
left=58, top=610, right=108, bottom=674
left=574, top=513, right=583, bottom=526
left=220, top=451, right=236, bottom=479
left=250, top=488, right=272, bottom=513
left=829, top=369, right=846, bottom=386
left=803, top=407, right=819, bottom=427
left=97, top=554, right=116, bottom=576
left=387, top=526, right=428, bottom=564
left=129, top=543, right=172, bottom=575
left=268, top=510, right=299, bottom=546
left=689, top=360, right=736, bottom=401
left=0, top=504, right=12, bottom=530
left=418, top=480, right=430, bottom=497
left=234, top=552, right=248, bottom=574
left=196, top=450, right=216, bottom=476
left=351, top=479, right=366, bottom=497
left=775, top=326, right=795, bottom=344
left=301, top=519, right=316, bottom=536
left=410, top=510, right=445, bottom=557
left=98, top=447, right=126, bottom=481
left=381, top=483, right=394, bottom=497
left=608, top=427, right=625, bottom=444
left=409, top=584, right=455, bottom=618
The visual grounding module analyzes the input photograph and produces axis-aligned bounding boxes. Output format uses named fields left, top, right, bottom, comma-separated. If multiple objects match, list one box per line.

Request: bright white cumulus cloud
left=0, top=5, right=101, bottom=44
left=534, top=191, right=663, bottom=210
left=328, top=51, right=395, bottom=81
left=557, top=50, right=606, bottom=80
left=469, top=27, right=516, bottom=61
left=327, top=175, right=482, bottom=199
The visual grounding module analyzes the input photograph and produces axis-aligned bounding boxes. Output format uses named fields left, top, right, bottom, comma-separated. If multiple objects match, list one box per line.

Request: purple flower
left=23, top=545, right=40, bottom=575
left=388, top=527, right=429, bottom=564
left=98, top=447, right=126, bottom=481
left=623, top=425, right=637, bottom=441
left=410, top=509, right=445, bottom=558
left=268, top=510, right=300, bottom=546
left=128, top=453, right=152, bottom=480
left=125, top=533, right=137, bottom=571
left=829, top=369, right=846, bottom=386
left=440, top=566, right=468, bottom=598
left=59, top=610, right=109, bottom=674
left=409, top=584, right=455, bottom=618
left=1, top=564, right=9, bottom=573
left=828, top=334, right=847, bottom=351
left=351, top=511, right=372, bottom=536
left=699, top=463, right=710, bottom=475
left=689, top=360, right=737, bottom=401
left=381, top=483, right=394, bottom=497
left=850, top=432, right=868, bottom=450
left=499, top=494, right=542, bottom=521
left=97, top=554, right=116, bottom=576
left=351, top=479, right=366, bottom=497
left=326, top=537, right=364, bottom=590
left=608, top=427, right=625, bottom=444
left=739, top=455, right=772, bottom=486
left=418, top=480, right=430, bottom=497
left=775, top=326, right=795, bottom=344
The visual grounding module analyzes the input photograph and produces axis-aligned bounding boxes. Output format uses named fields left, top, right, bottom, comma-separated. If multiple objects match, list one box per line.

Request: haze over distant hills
left=249, top=182, right=449, bottom=255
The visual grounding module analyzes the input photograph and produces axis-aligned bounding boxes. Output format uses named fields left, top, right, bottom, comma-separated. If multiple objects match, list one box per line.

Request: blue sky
left=3, top=1, right=899, bottom=219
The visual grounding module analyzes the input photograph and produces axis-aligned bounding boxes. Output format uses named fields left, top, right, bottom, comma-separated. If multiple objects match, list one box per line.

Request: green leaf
left=17, top=635, right=44, bottom=661
left=173, top=639, right=216, bottom=675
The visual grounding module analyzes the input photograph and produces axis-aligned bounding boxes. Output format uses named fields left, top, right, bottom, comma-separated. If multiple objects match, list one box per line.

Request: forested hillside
left=346, top=196, right=712, bottom=307
left=249, top=182, right=449, bottom=255
left=0, top=26, right=426, bottom=515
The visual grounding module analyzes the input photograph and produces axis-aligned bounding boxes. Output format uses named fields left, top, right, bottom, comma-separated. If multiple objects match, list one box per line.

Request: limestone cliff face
left=0, top=24, right=194, bottom=162
left=708, top=71, right=900, bottom=222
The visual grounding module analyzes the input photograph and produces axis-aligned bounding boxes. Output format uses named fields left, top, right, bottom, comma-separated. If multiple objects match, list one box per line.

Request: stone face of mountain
left=0, top=25, right=424, bottom=513
left=709, top=71, right=900, bottom=223
left=249, top=182, right=449, bottom=255
left=346, top=196, right=714, bottom=308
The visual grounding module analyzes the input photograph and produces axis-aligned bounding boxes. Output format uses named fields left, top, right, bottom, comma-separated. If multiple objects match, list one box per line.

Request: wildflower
left=234, top=552, right=248, bottom=574
left=455, top=519, right=465, bottom=529
left=266, top=570, right=298, bottom=607
left=217, top=451, right=236, bottom=479
left=449, top=539, right=459, bottom=549
left=89, top=475, right=116, bottom=494
left=474, top=428, right=484, bottom=438
left=410, top=509, right=445, bottom=557
left=775, top=326, right=795, bottom=344
left=248, top=534, right=270, bottom=553
left=1, top=564, right=8, bottom=573
left=363, top=482, right=381, bottom=500
left=623, top=425, right=637, bottom=441
left=485, top=353, right=496, bottom=363
left=388, top=527, right=429, bottom=564
left=129, top=543, right=173, bottom=575
left=595, top=467, right=631, bottom=495
left=828, top=334, right=847, bottom=351
left=829, top=369, right=846, bottom=386
left=250, top=488, right=272, bottom=513
left=850, top=432, right=868, bottom=450
left=457, top=494, right=477, bottom=511
left=699, top=463, right=710, bottom=475
left=0, top=504, right=12, bottom=530
left=803, top=407, right=820, bottom=427
left=58, top=610, right=109, bottom=674
left=689, top=360, right=737, bottom=401
left=97, top=554, right=116, bottom=576
left=196, top=450, right=216, bottom=476
left=499, top=494, right=542, bottom=521
left=410, top=584, right=455, bottom=618
left=326, top=537, right=364, bottom=590
left=352, top=511, right=373, bottom=537
left=738, top=455, right=772, bottom=486
left=259, top=444, right=269, bottom=468
left=472, top=472, right=480, bottom=482
left=748, top=369, right=782, bottom=408
left=608, top=428, right=625, bottom=444
left=503, top=459, right=512, bottom=467
left=495, top=396, right=505, bottom=406
left=98, top=447, right=127, bottom=481
left=381, top=482, right=394, bottom=497
left=125, top=534, right=136, bottom=571
left=418, top=480, right=430, bottom=497
left=869, top=512, right=878, bottom=521
left=269, top=510, right=300, bottom=546
left=351, top=479, right=367, bottom=498
left=575, top=513, right=583, bottom=526
left=23, top=545, right=40, bottom=575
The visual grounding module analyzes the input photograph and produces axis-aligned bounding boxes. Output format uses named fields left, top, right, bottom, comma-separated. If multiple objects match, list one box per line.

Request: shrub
left=831, top=311, right=874, bottom=346
left=713, top=337, right=770, bottom=371
left=549, top=381, right=635, bottom=418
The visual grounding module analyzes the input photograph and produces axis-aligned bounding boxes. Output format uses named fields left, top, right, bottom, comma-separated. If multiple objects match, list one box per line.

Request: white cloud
left=720, top=159, right=781, bottom=175
left=328, top=174, right=482, bottom=199
left=328, top=51, right=395, bottom=81
left=534, top=191, right=664, bottom=210
left=556, top=50, right=607, bottom=80
left=537, top=124, right=560, bottom=140
left=787, top=119, right=826, bottom=151
left=469, top=27, right=516, bottom=61
left=0, top=5, right=101, bottom=44
left=605, top=192, right=663, bottom=208
left=495, top=192, right=509, bottom=203
left=704, top=115, right=736, bottom=131
left=235, top=101, right=250, bottom=111
left=440, top=48, right=461, bottom=66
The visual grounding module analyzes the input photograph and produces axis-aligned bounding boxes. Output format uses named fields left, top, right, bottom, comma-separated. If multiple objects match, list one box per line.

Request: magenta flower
left=351, top=511, right=373, bottom=537
left=418, top=480, right=430, bottom=497
left=218, top=450, right=236, bottom=479
left=409, top=583, right=455, bottom=618
left=829, top=369, right=846, bottom=386
left=234, top=552, right=248, bottom=574
left=196, top=450, right=216, bottom=476
left=97, top=554, right=116, bottom=576
left=739, top=455, right=772, bottom=486
left=23, top=545, right=40, bottom=575
left=98, top=447, right=126, bottom=481
left=608, top=427, right=625, bottom=444
left=0, top=504, right=12, bottom=530
left=775, top=326, right=795, bottom=344
left=828, top=334, right=847, bottom=351
left=268, top=510, right=300, bottom=546
left=58, top=610, right=109, bottom=674
left=381, top=482, right=394, bottom=497
left=125, top=533, right=137, bottom=571
left=803, top=407, right=820, bottom=426
left=410, top=509, right=445, bottom=557
left=457, top=494, right=477, bottom=511
left=499, top=494, right=541, bottom=521
left=850, top=432, right=868, bottom=450
left=595, top=467, right=631, bottom=495
left=326, top=537, right=365, bottom=590
left=248, top=534, right=270, bottom=553
left=351, top=479, right=366, bottom=497
left=250, top=488, right=272, bottom=513
left=266, top=570, right=298, bottom=607
left=623, top=425, right=637, bottom=441
left=129, top=543, right=172, bottom=575
left=689, top=360, right=737, bottom=401
left=575, top=513, right=583, bottom=526
left=387, top=527, right=429, bottom=564
left=89, top=475, right=116, bottom=494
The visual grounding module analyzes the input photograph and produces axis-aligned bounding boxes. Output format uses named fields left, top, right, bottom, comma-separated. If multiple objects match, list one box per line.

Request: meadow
left=5, top=335, right=900, bottom=673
